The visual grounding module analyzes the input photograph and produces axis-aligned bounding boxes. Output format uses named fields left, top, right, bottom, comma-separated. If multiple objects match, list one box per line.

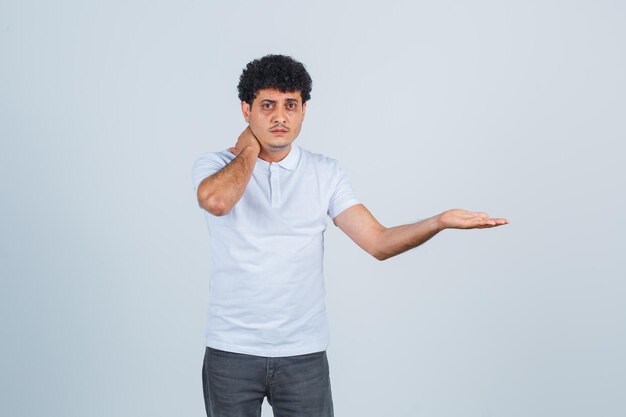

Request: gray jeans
left=202, top=346, right=334, bottom=417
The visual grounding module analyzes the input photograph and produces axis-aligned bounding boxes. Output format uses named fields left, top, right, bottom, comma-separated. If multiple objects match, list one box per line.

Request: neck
left=258, top=143, right=292, bottom=163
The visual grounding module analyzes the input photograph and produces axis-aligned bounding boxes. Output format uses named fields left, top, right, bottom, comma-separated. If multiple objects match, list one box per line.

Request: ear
left=241, top=101, right=251, bottom=122
left=302, top=102, right=307, bottom=121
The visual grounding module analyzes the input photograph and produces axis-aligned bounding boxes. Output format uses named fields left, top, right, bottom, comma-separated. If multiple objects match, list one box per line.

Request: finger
left=473, top=217, right=494, bottom=223
left=461, top=212, right=487, bottom=220
left=459, top=212, right=476, bottom=219
left=474, top=218, right=496, bottom=226
left=479, top=219, right=508, bottom=228
left=461, top=219, right=489, bottom=229
left=247, top=126, right=259, bottom=139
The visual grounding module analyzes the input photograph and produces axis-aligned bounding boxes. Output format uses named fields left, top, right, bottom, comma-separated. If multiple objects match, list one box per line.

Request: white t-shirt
left=191, top=143, right=360, bottom=357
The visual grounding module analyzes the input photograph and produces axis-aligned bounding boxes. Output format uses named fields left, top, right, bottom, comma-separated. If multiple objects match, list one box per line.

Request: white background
left=1, top=1, right=624, bottom=416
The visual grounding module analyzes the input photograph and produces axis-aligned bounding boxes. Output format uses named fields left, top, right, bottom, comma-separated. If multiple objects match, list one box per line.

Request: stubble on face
left=243, top=88, right=306, bottom=162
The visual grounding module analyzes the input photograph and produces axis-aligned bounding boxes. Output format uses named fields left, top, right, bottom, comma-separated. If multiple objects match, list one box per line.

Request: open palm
left=439, top=209, right=509, bottom=230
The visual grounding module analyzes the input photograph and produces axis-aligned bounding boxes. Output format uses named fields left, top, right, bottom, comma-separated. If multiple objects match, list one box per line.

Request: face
left=241, top=88, right=307, bottom=153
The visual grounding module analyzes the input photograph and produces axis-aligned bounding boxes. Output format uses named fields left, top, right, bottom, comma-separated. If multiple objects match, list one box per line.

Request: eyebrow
left=260, top=98, right=300, bottom=104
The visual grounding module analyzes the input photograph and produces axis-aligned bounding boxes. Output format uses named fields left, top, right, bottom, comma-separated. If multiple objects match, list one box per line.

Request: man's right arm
left=196, top=127, right=260, bottom=216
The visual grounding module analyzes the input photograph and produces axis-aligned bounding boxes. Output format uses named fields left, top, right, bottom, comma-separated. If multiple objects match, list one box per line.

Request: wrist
left=432, top=213, right=446, bottom=232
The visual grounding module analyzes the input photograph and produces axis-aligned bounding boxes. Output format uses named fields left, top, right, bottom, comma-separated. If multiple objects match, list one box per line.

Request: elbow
left=196, top=179, right=233, bottom=216
left=373, top=252, right=390, bottom=261
left=371, top=248, right=391, bottom=262
left=198, top=195, right=231, bottom=217
left=370, top=231, right=392, bottom=261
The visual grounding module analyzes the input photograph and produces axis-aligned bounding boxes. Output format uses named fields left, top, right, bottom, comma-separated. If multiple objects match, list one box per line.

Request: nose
left=271, top=106, right=287, bottom=124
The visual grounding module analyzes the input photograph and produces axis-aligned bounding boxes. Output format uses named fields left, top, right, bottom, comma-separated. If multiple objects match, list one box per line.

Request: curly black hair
left=237, top=54, right=312, bottom=105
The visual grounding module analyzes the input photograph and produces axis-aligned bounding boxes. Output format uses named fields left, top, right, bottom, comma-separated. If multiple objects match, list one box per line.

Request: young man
left=191, top=54, right=508, bottom=417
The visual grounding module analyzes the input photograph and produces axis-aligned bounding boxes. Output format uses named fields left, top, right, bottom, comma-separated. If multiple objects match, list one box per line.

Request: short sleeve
left=191, top=151, right=229, bottom=194
left=327, top=161, right=360, bottom=221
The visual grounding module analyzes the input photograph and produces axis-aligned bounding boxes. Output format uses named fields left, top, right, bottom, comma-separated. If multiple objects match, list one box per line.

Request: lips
left=270, top=128, right=289, bottom=136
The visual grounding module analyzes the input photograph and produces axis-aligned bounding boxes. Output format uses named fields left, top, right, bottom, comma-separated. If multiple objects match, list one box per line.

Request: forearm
left=335, top=205, right=508, bottom=261
left=375, top=214, right=443, bottom=260
left=197, top=146, right=258, bottom=216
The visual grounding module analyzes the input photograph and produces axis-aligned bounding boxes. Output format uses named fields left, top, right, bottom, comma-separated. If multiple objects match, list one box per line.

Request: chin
left=268, top=143, right=290, bottom=151
left=266, top=137, right=294, bottom=150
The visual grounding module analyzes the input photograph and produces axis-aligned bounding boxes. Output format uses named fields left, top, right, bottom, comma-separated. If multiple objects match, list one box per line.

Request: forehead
left=254, top=88, right=302, bottom=102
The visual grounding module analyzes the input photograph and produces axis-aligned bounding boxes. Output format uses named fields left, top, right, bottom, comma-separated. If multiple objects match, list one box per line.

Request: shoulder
left=298, top=146, right=342, bottom=172
left=191, top=149, right=236, bottom=192
left=192, top=148, right=235, bottom=167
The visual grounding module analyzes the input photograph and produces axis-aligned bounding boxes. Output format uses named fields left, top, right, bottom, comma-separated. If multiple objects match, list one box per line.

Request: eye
left=287, top=102, right=297, bottom=109
left=262, top=102, right=273, bottom=109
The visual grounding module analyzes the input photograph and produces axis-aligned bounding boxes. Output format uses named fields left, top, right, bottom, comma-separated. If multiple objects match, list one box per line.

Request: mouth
left=270, top=128, right=289, bottom=135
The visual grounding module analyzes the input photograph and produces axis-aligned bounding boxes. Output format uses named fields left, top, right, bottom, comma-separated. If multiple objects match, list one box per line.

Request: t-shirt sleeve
left=191, top=151, right=228, bottom=194
left=327, top=160, right=361, bottom=221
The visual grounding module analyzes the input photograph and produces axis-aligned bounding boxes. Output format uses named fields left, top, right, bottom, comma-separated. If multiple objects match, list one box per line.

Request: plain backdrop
left=1, top=1, right=624, bottom=416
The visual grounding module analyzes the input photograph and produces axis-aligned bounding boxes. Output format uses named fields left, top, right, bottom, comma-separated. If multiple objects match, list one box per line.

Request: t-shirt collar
left=277, top=143, right=301, bottom=171
left=256, top=143, right=301, bottom=171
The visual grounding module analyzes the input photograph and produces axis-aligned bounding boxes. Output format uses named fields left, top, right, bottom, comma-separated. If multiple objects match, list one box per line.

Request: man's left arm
left=333, top=204, right=509, bottom=261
